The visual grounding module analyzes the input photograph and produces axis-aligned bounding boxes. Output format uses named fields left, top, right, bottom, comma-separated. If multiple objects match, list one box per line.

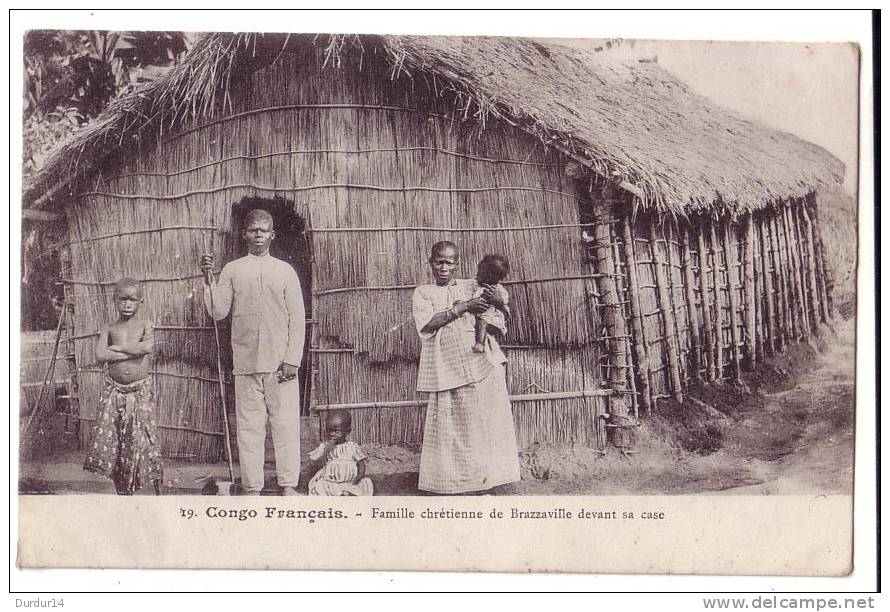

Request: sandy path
left=716, top=318, right=855, bottom=495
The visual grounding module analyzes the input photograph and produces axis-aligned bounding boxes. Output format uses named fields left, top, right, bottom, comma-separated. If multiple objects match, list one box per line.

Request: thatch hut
left=22, top=33, right=843, bottom=461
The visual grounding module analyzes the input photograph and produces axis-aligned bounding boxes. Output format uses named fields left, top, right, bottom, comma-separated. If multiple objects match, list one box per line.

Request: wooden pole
left=611, top=231, right=639, bottom=419
left=22, top=306, right=66, bottom=437
left=808, top=204, right=833, bottom=322
left=680, top=223, right=703, bottom=381
left=751, top=217, right=766, bottom=359
left=696, top=222, right=716, bottom=381
left=811, top=204, right=836, bottom=320
left=771, top=214, right=791, bottom=346
left=776, top=208, right=798, bottom=340
left=621, top=216, right=653, bottom=414
left=800, top=203, right=823, bottom=330
left=649, top=220, right=684, bottom=402
left=785, top=200, right=812, bottom=336
left=589, top=186, right=634, bottom=446
left=783, top=202, right=810, bottom=338
left=709, top=223, right=725, bottom=380
left=743, top=214, right=758, bottom=369
left=721, top=219, right=743, bottom=381
left=664, top=220, right=687, bottom=383
left=759, top=217, right=777, bottom=354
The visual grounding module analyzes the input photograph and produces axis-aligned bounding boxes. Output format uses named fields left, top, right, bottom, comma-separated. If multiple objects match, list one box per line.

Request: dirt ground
left=20, top=314, right=855, bottom=497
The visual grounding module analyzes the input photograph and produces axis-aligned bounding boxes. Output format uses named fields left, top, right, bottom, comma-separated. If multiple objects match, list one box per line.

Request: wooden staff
left=621, top=217, right=652, bottom=413
left=695, top=221, right=716, bottom=381
left=649, top=220, right=683, bottom=402
left=202, top=235, right=235, bottom=483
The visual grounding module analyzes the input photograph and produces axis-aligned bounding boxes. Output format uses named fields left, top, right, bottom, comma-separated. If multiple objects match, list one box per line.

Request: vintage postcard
left=13, top=11, right=869, bottom=580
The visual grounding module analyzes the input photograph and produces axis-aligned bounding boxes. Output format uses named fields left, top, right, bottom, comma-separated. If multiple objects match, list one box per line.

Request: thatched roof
left=23, top=32, right=844, bottom=215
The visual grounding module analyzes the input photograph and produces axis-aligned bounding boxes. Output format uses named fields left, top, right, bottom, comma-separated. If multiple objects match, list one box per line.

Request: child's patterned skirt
left=83, top=376, right=163, bottom=494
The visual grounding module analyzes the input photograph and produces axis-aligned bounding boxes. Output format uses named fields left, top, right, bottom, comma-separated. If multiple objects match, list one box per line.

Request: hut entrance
left=230, top=197, right=313, bottom=415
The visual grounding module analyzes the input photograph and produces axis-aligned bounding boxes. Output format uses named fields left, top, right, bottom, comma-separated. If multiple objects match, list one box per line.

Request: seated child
left=308, top=409, right=374, bottom=496
left=472, top=254, right=511, bottom=353
left=83, top=278, right=163, bottom=495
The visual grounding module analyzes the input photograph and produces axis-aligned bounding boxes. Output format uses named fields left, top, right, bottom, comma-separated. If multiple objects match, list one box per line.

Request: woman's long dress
left=412, top=279, right=520, bottom=494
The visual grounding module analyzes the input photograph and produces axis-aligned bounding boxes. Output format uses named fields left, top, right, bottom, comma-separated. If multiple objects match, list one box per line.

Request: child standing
left=83, top=278, right=163, bottom=495
left=307, top=410, right=374, bottom=496
left=472, top=254, right=511, bottom=353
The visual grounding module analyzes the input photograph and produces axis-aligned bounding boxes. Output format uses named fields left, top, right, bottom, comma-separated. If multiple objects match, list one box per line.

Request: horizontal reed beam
left=76, top=184, right=578, bottom=201
left=61, top=225, right=220, bottom=248
left=20, top=379, right=68, bottom=389
left=71, top=322, right=312, bottom=342
left=162, top=103, right=471, bottom=144
left=314, top=388, right=618, bottom=411
left=314, top=274, right=604, bottom=297
left=100, top=146, right=560, bottom=183
left=309, top=223, right=586, bottom=233
left=77, top=367, right=232, bottom=385
left=63, top=273, right=204, bottom=285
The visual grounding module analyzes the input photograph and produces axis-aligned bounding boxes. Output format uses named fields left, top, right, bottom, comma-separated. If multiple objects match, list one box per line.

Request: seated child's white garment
left=308, top=440, right=374, bottom=496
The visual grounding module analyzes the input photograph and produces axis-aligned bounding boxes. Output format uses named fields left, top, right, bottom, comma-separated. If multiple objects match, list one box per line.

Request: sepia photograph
left=12, top=9, right=870, bottom=579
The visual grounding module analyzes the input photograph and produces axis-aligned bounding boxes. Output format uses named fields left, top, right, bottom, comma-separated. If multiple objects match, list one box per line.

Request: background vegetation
left=22, top=31, right=191, bottom=330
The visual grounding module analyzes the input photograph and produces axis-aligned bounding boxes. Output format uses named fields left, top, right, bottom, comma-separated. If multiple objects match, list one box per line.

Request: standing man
left=199, top=209, right=305, bottom=495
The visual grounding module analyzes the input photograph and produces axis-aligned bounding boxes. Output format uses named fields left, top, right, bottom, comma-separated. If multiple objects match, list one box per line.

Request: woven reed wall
left=62, top=45, right=610, bottom=457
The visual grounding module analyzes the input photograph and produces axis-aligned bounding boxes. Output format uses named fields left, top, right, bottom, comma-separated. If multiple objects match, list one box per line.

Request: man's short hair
left=244, top=209, right=274, bottom=228
left=113, top=277, right=143, bottom=298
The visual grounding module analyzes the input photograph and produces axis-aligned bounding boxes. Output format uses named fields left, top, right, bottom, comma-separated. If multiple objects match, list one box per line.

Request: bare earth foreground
left=20, top=317, right=854, bottom=497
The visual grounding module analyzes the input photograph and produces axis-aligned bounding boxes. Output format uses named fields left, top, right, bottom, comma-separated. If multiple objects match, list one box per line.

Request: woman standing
left=412, top=241, right=521, bottom=494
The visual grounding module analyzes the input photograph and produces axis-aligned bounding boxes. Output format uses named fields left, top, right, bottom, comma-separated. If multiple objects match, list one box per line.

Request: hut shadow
left=296, top=467, right=423, bottom=496
left=368, top=471, right=423, bottom=496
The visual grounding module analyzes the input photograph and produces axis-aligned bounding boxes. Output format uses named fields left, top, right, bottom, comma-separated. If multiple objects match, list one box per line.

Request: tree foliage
left=22, top=30, right=190, bottom=331
left=22, top=30, right=189, bottom=178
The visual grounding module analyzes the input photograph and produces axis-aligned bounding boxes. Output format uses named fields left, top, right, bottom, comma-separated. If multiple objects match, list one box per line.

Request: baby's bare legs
left=473, top=317, right=487, bottom=353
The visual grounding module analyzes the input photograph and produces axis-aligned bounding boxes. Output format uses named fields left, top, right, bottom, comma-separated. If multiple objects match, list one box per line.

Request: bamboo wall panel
left=664, top=221, right=692, bottom=384
left=627, top=219, right=669, bottom=405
